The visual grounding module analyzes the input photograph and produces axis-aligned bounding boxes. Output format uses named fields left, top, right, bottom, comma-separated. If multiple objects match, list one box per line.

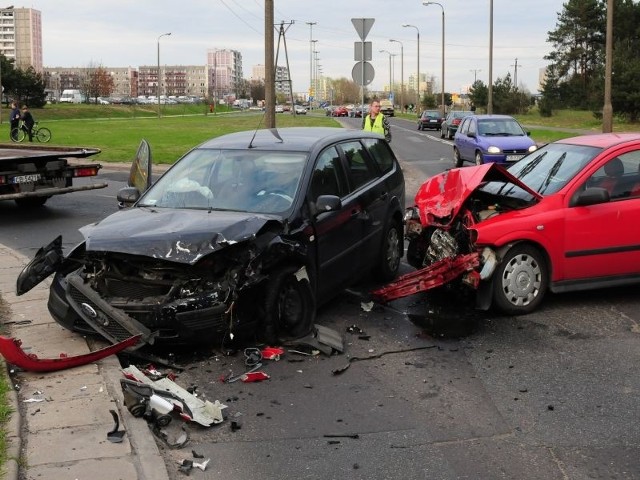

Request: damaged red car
left=382, top=133, right=640, bottom=314
left=17, top=128, right=405, bottom=347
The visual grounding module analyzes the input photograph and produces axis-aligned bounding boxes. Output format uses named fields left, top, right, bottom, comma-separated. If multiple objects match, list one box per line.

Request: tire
left=36, top=127, right=51, bottom=143
left=475, top=151, right=484, bottom=165
left=375, top=220, right=403, bottom=281
left=263, top=265, right=315, bottom=341
left=454, top=147, right=464, bottom=168
left=11, top=128, right=25, bottom=142
left=15, top=197, right=48, bottom=208
left=492, top=244, right=548, bottom=315
left=440, top=128, right=445, bottom=139
left=448, top=129, right=454, bottom=140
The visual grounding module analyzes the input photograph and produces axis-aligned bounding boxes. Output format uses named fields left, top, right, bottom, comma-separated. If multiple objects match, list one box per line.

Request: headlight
left=487, top=146, right=501, bottom=154
left=528, top=145, right=538, bottom=152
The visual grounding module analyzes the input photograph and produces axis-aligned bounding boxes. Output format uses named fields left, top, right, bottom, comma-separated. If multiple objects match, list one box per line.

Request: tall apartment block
left=0, top=6, right=42, bottom=72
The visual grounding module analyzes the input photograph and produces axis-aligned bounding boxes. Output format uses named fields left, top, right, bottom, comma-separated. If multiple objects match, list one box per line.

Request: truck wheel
left=492, top=244, right=548, bottom=315
left=15, top=197, right=48, bottom=208
left=263, top=265, right=315, bottom=341
left=375, top=220, right=403, bottom=281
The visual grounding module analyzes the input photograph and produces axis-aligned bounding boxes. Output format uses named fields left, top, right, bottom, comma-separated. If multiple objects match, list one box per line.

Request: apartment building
left=0, top=6, right=42, bottom=72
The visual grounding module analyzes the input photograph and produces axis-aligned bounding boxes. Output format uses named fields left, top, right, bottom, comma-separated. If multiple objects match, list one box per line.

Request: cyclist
left=21, top=105, right=35, bottom=142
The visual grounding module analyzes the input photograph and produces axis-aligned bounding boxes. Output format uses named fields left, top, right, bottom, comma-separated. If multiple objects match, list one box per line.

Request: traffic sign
left=354, top=42, right=372, bottom=61
left=352, top=61, right=374, bottom=86
left=351, top=18, right=375, bottom=41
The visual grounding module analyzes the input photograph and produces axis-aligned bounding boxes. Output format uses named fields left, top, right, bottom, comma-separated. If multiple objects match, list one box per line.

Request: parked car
left=417, top=110, right=445, bottom=131
left=17, top=128, right=406, bottom=347
left=275, top=105, right=284, bottom=113
left=440, top=110, right=473, bottom=139
left=453, top=114, right=537, bottom=167
left=379, top=100, right=394, bottom=117
left=401, top=133, right=640, bottom=315
left=332, top=106, right=349, bottom=117
left=294, top=105, right=307, bottom=115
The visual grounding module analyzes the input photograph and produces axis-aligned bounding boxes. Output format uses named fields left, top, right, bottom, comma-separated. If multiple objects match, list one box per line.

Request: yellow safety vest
left=363, top=113, right=385, bottom=136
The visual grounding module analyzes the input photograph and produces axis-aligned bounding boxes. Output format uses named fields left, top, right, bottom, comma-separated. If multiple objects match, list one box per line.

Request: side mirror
left=117, top=186, right=142, bottom=209
left=313, top=195, right=341, bottom=216
left=571, top=187, right=609, bottom=207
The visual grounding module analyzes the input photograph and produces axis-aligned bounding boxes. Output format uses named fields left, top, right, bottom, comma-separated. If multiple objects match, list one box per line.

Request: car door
left=562, top=149, right=640, bottom=279
left=308, top=145, right=363, bottom=300
left=457, top=117, right=474, bottom=161
left=337, top=139, right=389, bottom=270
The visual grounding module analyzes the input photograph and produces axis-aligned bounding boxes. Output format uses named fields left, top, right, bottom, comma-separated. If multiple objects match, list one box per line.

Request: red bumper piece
left=0, top=334, right=141, bottom=372
left=371, top=253, right=480, bottom=303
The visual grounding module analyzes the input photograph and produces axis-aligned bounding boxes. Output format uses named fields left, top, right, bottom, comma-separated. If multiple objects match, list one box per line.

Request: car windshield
left=507, top=142, right=601, bottom=195
left=477, top=118, right=526, bottom=136
left=137, top=148, right=307, bottom=214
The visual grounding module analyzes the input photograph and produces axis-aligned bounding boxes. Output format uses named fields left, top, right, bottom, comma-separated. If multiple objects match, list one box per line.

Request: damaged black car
left=17, top=127, right=405, bottom=347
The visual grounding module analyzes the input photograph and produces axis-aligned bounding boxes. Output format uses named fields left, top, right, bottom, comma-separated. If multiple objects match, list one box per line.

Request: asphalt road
left=2, top=120, right=640, bottom=479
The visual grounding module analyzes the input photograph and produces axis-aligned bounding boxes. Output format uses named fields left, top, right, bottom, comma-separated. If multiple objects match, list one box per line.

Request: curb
left=1, top=358, right=20, bottom=480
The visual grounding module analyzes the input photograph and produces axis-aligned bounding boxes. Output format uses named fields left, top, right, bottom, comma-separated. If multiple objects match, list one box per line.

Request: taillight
left=74, top=167, right=100, bottom=177
left=0, top=175, right=6, bottom=185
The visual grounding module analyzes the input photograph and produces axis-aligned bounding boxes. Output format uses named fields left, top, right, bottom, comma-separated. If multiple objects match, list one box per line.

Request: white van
left=59, top=89, right=85, bottom=104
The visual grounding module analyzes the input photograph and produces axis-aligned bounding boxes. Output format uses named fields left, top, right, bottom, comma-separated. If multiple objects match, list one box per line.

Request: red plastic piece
left=240, top=371, right=270, bottom=382
left=261, top=346, right=284, bottom=361
left=371, top=253, right=480, bottom=303
left=0, top=334, right=141, bottom=372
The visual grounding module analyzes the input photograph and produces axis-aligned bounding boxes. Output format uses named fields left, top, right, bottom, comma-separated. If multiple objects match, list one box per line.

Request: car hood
left=414, top=163, right=542, bottom=226
left=479, top=135, right=535, bottom=150
left=79, top=207, right=283, bottom=264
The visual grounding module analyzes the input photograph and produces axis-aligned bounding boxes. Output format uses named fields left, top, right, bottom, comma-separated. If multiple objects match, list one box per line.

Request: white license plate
left=506, top=155, right=524, bottom=162
left=12, top=174, right=41, bottom=184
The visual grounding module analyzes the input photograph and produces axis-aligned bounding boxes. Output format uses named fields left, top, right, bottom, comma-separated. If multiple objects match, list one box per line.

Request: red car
left=378, top=133, right=640, bottom=314
left=332, top=106, right=349, bottom=117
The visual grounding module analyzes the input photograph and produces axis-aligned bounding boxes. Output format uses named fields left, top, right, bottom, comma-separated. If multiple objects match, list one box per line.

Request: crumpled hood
left=79, top=207, right=283, bottom=264
left=414, top=163, right=542, bottom=226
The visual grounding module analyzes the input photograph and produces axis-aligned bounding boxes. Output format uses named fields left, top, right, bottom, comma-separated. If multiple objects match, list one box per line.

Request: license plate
left=429, top=119, right=437, bottom=123
left=506, top=155, right=524, bottom=162
left=12, top=174, right=41, bottom=184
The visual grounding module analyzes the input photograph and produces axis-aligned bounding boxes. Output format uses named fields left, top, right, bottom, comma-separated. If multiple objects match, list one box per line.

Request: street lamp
left=488, top=0, right=493, bottom=114
left=423, top=2, right=445, bottom=115
left=390, top=39, right=404, bottom=112
left=379, top=50, right=393, bottom=98
left=306, top=22, right=316, bottom=105
left=157, top=32, right=171, bottom=118
left=403, top=24, right=420, bottom=111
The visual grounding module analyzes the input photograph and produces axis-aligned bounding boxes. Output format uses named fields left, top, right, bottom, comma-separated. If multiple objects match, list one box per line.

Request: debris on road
left=107, top=409, right=126, bottom=443
left=0, top=334, right=141, bottom=372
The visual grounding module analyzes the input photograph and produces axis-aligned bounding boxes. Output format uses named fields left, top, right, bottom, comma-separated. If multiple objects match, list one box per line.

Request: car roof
left=471, top=114, right=517, bottom=120
left=556, top=132, right=640, bottom=148
left=197, top=127, right=382, bottom=151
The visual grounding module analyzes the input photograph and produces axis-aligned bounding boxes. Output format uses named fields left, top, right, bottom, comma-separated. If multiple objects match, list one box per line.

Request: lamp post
left=390, top=39, right=404, bottom=112
left=403, top=24, right=420, bottom=111
left=306, top=22, right=316, bottom=106
left=379, top=49, right=393, bottom=98
left=423, top=2, right=445, bottom=116
left=157, top=32, right=171, bottom=118
left=311, top=39, right=318, bottom=104
left=488, top=0, right=493, bottom=114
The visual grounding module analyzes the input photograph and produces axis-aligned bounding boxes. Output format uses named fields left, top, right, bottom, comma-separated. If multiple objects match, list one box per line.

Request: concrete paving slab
left=25, top=424, right=132, bottom=466
left=25, top=393, right=117, bottom=432
left=25, top=457, right=139, bottom=480
left=8, top=323, right=89, bottom=356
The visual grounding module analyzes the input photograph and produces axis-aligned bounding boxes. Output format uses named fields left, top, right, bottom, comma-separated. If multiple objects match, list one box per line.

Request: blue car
left=453, top=114, right=537, bottom=167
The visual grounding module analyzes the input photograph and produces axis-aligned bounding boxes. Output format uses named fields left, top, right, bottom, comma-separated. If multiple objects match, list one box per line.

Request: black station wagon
left=18, top=127, right=405, bottom=347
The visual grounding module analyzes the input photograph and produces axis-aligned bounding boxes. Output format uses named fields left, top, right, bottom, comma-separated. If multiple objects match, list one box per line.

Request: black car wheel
left=475, top=151, right=484, bottom=165
left=454, top=147, right=464, bottom=168
left=440, top=127, right=446, bottom=139
left=492, top=244, right=548, bottom=315
left=447, top=129, right=454, bottom=140
left=263, top=265, right=315, bottom=341
left=375, top=220, right=403, bottom=281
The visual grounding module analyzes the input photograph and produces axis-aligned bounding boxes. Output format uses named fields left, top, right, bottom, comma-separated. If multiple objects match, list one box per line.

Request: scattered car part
left=0, top=334, right=141, bottom=372
left=261, top=346, right=284, bottom=360
left=283, top=324, right=343, bottom=356
left=122, top=365, right=227, bottom=426
left=240, top=371, right=270, bottom=382
left=221, top=362, right=263, bottom=383
left=331, top=345, right=438, bottom=375
left=107, top=409, right=126, bottom=443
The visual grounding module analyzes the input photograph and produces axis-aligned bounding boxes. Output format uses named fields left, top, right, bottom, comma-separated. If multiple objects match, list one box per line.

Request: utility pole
left=265, top=0, right=275, bottom=128
left=510, top=58, right=521, bottom=89
left=603, top=0, right=613, bottom=132
left=470, top=68, right=481, bottom=83
left=305, top=21, right=316, bottom=106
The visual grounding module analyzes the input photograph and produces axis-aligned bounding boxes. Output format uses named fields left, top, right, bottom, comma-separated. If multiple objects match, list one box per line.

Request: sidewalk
left=0, top=245, right=170, bottom=480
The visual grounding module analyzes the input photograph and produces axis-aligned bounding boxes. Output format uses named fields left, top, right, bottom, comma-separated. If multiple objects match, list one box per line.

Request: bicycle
left=11, top=121, right=52, bottom=143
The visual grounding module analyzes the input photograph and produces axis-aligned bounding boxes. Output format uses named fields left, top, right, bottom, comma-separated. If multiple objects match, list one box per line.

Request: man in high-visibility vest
left=362, top=99, right=392, bottom=143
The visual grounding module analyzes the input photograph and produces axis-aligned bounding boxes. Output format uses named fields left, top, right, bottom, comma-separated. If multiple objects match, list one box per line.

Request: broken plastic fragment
left=193, top=458, right=210, bottom=471
left=240, top=371, right=270, bottom=383
left=107, top=409, right=126, bottom=443
left=261, top=346, right=284, bottom=361
left=360, top=301, right=374, bottom=312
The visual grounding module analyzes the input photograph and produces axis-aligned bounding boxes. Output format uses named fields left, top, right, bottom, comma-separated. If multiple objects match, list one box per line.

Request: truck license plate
left=12, top=174, right=41, bottom=184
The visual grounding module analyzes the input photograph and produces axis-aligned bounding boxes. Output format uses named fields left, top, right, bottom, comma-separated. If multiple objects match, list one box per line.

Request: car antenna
left=248, top=112, right=283, bottom=148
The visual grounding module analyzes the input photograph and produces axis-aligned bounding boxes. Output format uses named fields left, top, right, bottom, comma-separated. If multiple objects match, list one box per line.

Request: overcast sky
left=31, top=0, right=564, bottom=95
